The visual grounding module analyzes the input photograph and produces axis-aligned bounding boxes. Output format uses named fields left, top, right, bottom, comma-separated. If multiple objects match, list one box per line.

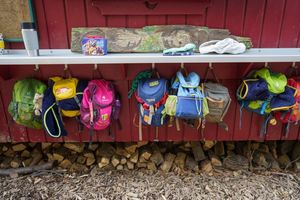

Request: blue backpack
left=134, top=77, right=168, bottom=140
left=172, top=71, right=204, bottom=119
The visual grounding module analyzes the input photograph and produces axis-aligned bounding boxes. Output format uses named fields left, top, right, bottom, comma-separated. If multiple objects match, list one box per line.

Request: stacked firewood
left=0, top=141, right=299, bottom=174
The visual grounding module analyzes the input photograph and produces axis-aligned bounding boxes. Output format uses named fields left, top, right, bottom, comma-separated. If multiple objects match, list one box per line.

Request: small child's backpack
left=8, top=78, right=46, bottom=129
left=274, top=78, right=300, bottom=136
left=203, top=66, right=231, bottom=131
left=237, top=67, right=296, bottom=136
left=80, top=79, right=121, bottom=141
left=130, top=69, right=168, bottom=141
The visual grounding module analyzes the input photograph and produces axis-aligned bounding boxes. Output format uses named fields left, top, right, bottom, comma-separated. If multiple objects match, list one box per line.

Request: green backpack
left=8, top=78, right=47, bottom=129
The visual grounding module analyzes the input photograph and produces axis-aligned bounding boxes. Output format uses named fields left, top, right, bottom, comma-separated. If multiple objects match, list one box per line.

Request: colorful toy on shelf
left=81, top=35, right=107, bottom=56
left=0, top=33, right=4, bottom=55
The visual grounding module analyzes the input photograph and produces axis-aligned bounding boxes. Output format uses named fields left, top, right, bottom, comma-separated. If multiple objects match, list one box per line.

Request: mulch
left=0, top=169, right=299, bottom=200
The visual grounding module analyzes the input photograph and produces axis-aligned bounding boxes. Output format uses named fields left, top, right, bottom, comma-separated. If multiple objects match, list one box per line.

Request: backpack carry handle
left=92, top=64, right=103, bottom=79
left=63, top=64, right=73, bottom=78
left=204, top=63, right=220, bottom=83
left=151, top=63, right=160, bottom=78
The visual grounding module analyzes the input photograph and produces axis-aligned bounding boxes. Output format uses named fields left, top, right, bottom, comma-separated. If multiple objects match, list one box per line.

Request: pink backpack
left=80, top=80, right=121, bottom=141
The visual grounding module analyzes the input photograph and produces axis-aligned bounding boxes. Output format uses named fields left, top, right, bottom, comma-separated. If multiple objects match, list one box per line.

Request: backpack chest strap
left=134, top=92, right=168, bottom=110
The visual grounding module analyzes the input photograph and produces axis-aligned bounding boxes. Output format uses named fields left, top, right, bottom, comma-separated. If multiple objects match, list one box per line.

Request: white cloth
left=199, top=38, right=246, bottom=54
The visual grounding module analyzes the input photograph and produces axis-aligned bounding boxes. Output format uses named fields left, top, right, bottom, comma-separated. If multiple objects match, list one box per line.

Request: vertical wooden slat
left=225, top=0, right=246, bottom=35
left=260, top=0, right=286, bottom=47
left=279, top=0, right=300, bottom=47
left=186, top=15, right=205, bottom=26
left=33, top=0, right=50, bottom=48
left=0, top=79, right=11, bottom=142
left=205, top=0, right=226, bottom=28
left=43, top=0, right=69, bottom=48
left=243, top=0, right=266, bottom=47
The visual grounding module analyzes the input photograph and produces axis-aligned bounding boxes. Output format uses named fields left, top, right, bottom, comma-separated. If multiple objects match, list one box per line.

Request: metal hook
left=94, top=63, right=98, bottom=70
left=180, top=63, right=184, bottom=69
left=64, top=64, right=68, bottom=71
left=34, top=64, right=39, bottom=71
left=292, top=62, right=297, bottom=68
left=264, top=62, right=268, bottom=68
left=152, top=63, right=155, bottom=70
left=209, top=63, right=213, bottom=69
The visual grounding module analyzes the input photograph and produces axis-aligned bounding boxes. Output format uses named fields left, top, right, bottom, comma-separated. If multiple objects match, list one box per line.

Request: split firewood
left=3, top=148, right=15, bottom=158
left=12, top=144, right=27, bottom=152
left=10, top=157, right=22, bottom=168
left=2, top=145, right=8, bottom=152
left=21, top=150, right=31, bottom=158
left=223, top=154, right=249, bottom=171
left=200, top=160, right=213, bottom=173
left=41, top=143, right=52, bottom=151
left=70, top=163, right=88, bottom=173
left=96, top=143, right=115, bottom=157
left=150, top=150, right=164, bottom=166
left=98, top=157, right=110, bottom=169
left=59, top=159, right=72, bottom=169
left=251, top=142, right=260, bottom=151
left=252, top=151, right=268, bottom=168
left=160, top=153, right=176, bottom=172
left=126, top=161, right=134, bottom=170
left=0, top=161, right=55, bottom=176
left=77, top=155, right=87, bottom=165
left=111, top=155, right=121, bottom=167
left=86, top=157, right=96, bottom=166
left=225, top=142, right=235, bottom=151
left=84, top=152, right=95, bottom=159
left=116, top=164, right=124, bottom=170
left=124, top=143, right=138, bottom=154
left=292, top=142, right=300, bottom=160
left=174, top=152, right=186, bottom=169
left=52, top=152, right=65, bottom=163
left=147, top=162, right=157, bottom=171
left=29, top=152, right=43, bottom=166
left=191, top=142, right=206, bottom=162
left=207, top=151, right=222, bottom=167
left=279, top=141, right=296, bottom=155
left=202, top=140, right=216, bottom=151
left=64, top=143, right=85, bottom=153
left=28, top=143, right=37, bottom=148
left=88, top=143, right=99, bottom=152
left=120, top=157, right=127, bottom=165
left=277, top=154, right=291, bottom=169
left=137, top=141, right=148, bottom=148
left=214, top=142, right=225, bottom=157
left=129, top=150, right=139, bottom=163
left=116, top=144, right=131, bottom=158
left=185, top=155, right=198, bottom=172
left=140, top=146, right=152, bottom=161
left=264, top=153, right=280, bottom=170
left=22, top=158, right=32, bottom=167
left=52, top=143, right=62, bottom=149
left=136, top=162, right=147, bottom=168
left=139, top=155, right=148, bottom=163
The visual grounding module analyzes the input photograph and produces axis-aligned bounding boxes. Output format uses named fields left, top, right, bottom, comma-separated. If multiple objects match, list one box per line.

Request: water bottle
left=21, top=22, right=39, bottom=56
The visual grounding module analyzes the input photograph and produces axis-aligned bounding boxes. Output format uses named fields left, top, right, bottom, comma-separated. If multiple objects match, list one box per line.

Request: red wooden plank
left=43, top=0, right=69, bottom=48
left=242, top=0, right=266, bottom=47
left=147, top=15, right=167, bottom=25
left=33, top=0, right=50, bottom=48
left=113, top=80, right=132, bottom=142
left=85, top=0, right=106, bottom=26
left=167, top=15, right=186, bottom=25
left=186, top=15, right=205, bottom=26
left=65, top=0, right=87, bottom=47
left=225, top=0, right=246, bottom=35
left=1, top=79, right=28, bottom=142
left=205, top=0, right=226, bottom=28
left=279, top=0, right=300, bottom=47
left=127, top=16, right=146, bottom=28
left=260, top=0, right=286, bottom=47
left=0, top=81, right=11, bottom=142
left=91, top=0, right=210, bottom=15
left=216, top=79, right=237, bottom=141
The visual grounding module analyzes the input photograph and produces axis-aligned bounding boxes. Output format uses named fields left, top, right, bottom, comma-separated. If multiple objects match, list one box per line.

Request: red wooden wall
left=1, top=0, right=300, bottom=143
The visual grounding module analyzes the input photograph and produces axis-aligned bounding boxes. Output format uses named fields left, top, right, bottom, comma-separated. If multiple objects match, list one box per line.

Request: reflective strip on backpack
left=43, top=102, right=62, bottom=138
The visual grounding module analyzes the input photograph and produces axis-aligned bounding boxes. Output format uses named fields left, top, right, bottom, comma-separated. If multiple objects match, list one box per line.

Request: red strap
left=134, top=91, right=168, bottom=110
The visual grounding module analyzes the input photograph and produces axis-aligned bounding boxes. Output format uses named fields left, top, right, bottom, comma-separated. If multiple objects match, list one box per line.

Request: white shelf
left=0, top=48, right=299, bottom=65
